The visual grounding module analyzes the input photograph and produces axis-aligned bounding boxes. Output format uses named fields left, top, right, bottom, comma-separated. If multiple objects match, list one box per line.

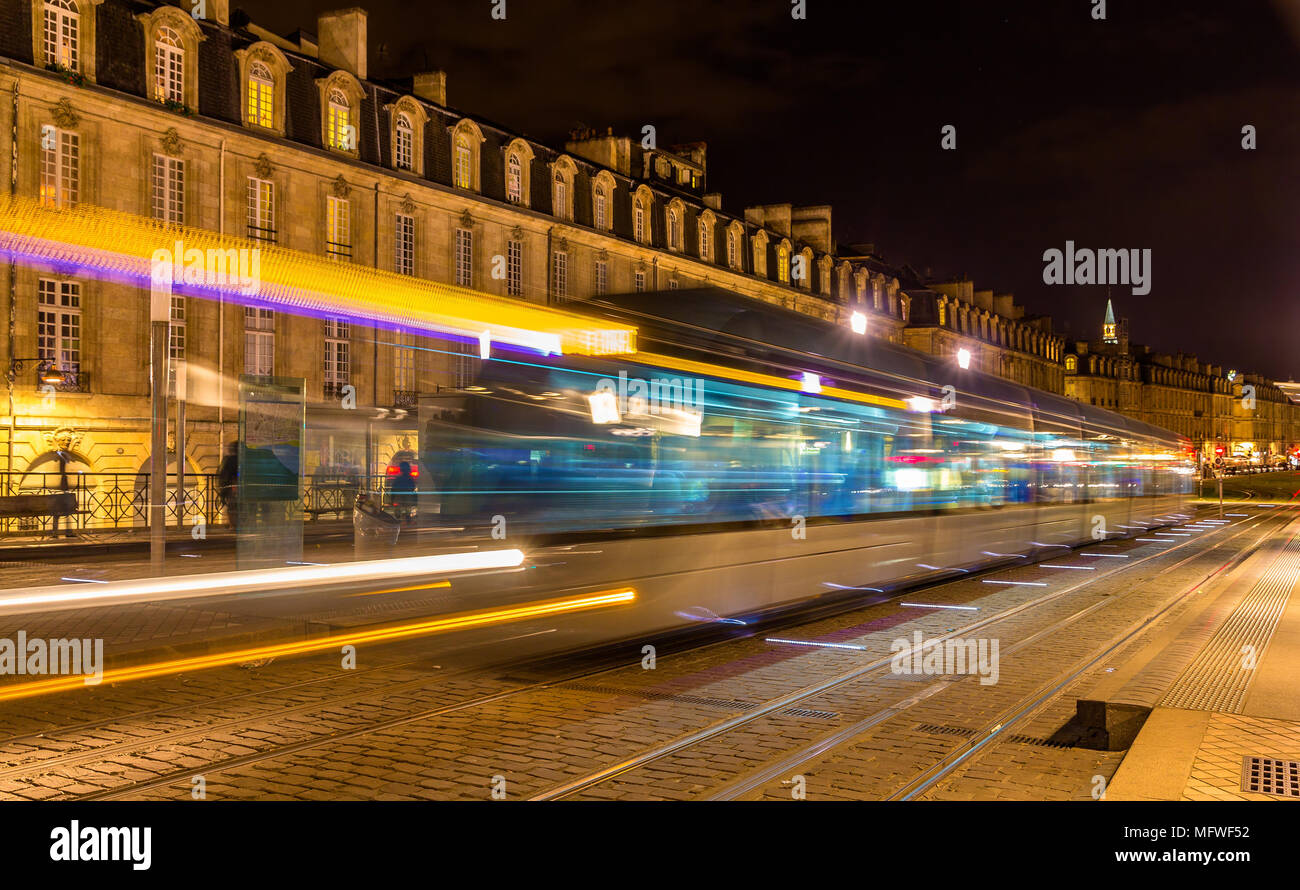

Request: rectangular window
left=248, top=74, right=273, bottom=129
left=551, top=250, right=568, bottom=301
left=634, top=270, right=646, bottom=293
left=506, top=239, right=522, bottom=297
left=247, top=177, right=275, bottom=242
left=634, top=206, right=645, bottom=243
left=168, top=295, right=186, bottom=392
left=395, top=213, right=415, bottom=275
left=454, top=229, right=472, bottom=287
left=394, top=331, right=416, bottom=393
left=669, top=278, right=679, bottom=290
left=595, top=259, right=608, bottom=296
left=39, top=128, right=79, bottom=208
left=44, top=4, right=78, bottom=71
left=151, top=154, right=184, bottom=224
left=451, top=339, right=477, bottom=389
left=155, top=39, right=184, bottom=104
left=327, top=196, right=351, bottom=261
left=37, top=279, right=81, bottom=374
left=594, top=190, right=607, bottom=230
left=244, top=307, right=274, bottom=376
left=324, top=318, right=350, bottom=395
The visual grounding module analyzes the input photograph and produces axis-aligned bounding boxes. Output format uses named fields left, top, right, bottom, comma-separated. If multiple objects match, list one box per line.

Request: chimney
left=703, top=193, right=722, bottom=210
left=207, top=0, right=230, bottom=26
left=318, top=8, right=367, bottom=79
left=413, top=71, right=447, bottom=106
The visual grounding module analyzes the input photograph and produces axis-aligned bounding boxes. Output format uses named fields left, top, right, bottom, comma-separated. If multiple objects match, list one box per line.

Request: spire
left=1102, top=294, right=1118, bottom=344
left=1104, top=298, right=1115, bottom=327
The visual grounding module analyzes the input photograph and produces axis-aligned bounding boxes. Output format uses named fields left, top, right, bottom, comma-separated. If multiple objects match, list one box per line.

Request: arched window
left=667, top=207, right=681, bottom=250
left=594, top=185, right=608, bottom=229
left=698, top=214, right=713, bottom=262
left=247, top=61, right=274, bottom=128
left=454, top=134, right=472, bottom=189
left=553, top=171, right=568, bottom=220
left=43, top=0, right=79, bottom=71
left=327, top=89, right=352, bottom=151
left=154, top=26, right=183, bottom=104
left=776, top=244, right=790, bottom=283
left=394, top=113, right=414, bottom=171
left=507, top=153, right=523, bottom=203
left=727, top=227, right=738, bottom=268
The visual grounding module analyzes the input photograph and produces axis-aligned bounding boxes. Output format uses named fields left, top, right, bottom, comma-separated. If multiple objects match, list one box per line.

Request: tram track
left=38, top=501, right=1277, bottom=801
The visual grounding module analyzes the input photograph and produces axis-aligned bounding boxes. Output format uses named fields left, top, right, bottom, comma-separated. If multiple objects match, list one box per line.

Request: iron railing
left=0, top=472, right=392, bottom=536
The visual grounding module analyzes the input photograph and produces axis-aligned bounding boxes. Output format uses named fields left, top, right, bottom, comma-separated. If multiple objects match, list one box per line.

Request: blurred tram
left=414, top=288, right=1195, bottom=645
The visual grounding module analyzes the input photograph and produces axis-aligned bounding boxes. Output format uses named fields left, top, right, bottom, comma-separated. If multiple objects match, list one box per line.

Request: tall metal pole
left=150, top=276, right=170, bottom=572
left=176, top=359, right=186, bottom=530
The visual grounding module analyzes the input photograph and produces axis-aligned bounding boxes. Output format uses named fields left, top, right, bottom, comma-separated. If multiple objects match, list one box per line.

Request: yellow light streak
left=0, top=588, right=636, bottom=703
left=0, top=194, right=636, bottom=357
left=344, top=581, right=452, bottom=597
left=635, top=352, right=908, bottom=410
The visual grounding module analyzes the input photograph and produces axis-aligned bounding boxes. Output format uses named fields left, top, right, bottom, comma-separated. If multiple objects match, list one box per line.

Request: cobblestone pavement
left=0, top=503, right=1293, bottom=802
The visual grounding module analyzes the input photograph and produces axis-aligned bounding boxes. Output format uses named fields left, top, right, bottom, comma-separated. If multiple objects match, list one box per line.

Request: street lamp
left=957, top=348, right=972, bottom=370
left=6, top=358, right=65, bottom=387
left=850, top=311, right=867, bottom=335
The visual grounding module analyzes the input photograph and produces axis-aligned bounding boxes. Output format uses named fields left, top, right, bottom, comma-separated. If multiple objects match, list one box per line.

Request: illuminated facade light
left=906, top=396, right=937, bottom=413
left=957, top=348, right=972, bottom=369
left=800, top=372, right=822, bottom=394
left=850, top=311, right=867, bottom=335
left=587, top=390, right=620, bottom=424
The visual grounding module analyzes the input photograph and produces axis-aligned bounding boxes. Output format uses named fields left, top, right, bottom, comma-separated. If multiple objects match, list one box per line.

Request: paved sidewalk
left=1107, top=517, right=1300, bottom=800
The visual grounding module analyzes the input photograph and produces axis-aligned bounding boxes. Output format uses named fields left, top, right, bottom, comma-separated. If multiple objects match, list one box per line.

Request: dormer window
left=327, top=89, right=352, bottom=151
left=154, top=26, right=183, bottom=104
left=43, top=0, right=79, bottom=70
left=507, top=154, right=522, bottom=203
left=248, top=61, right=274, bottom=128
left=454, top=134, right=472, bottom=189
left=395, top=113, right=414, bottom=170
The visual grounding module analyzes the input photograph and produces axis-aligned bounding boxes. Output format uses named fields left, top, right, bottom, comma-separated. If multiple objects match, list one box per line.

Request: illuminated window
left=454, top=229, right=472, bottom=287
left=37, top=278, right=80, bottom=374
left=154, top=26, right=183, bottom=104
left=776, top=245, right=790, bottom=283
left=454, top=134, right=472, bottom=189
left=151, top=155, right=184, bottom=224
left=43, top=0, right=79, bottom=71
left=394, top=331, right=415, bottom=393
left=246, top=177, right=275, bottom=242
left=247, top=61, right=274, bottom=128
left=326, top=89, right=352, bottom=151
left=326, top=195, right=351, bottom=261
left=395, top=113, right=414, bottom=171
left=395, top=213, right=414, bottom=275
left=39, top=127, right=78, bottom=208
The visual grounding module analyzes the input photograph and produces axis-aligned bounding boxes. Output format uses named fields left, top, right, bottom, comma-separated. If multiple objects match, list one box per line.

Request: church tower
left=1102, top=297, right=1118, bottom=344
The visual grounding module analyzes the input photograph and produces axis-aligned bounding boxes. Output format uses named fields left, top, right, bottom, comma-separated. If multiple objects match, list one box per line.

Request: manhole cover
left=1241, top=757, right=1300, bottom=797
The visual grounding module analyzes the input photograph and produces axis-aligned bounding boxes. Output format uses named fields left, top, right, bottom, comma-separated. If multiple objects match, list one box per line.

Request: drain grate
left=917, top=723, right=978, bottom=738
left=781, top=707, right=839, bottom=721
left=1004, top=733, right=1070, bottom=749
left=1241, top=757, right=1300, bottom=797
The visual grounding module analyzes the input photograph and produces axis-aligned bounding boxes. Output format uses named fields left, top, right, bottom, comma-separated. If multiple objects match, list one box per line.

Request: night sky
left=253, top=0, right=1299, bottom=381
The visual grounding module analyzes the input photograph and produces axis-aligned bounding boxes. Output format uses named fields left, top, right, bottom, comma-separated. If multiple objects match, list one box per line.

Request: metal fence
left=0, top=472, right=391, bottom=536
